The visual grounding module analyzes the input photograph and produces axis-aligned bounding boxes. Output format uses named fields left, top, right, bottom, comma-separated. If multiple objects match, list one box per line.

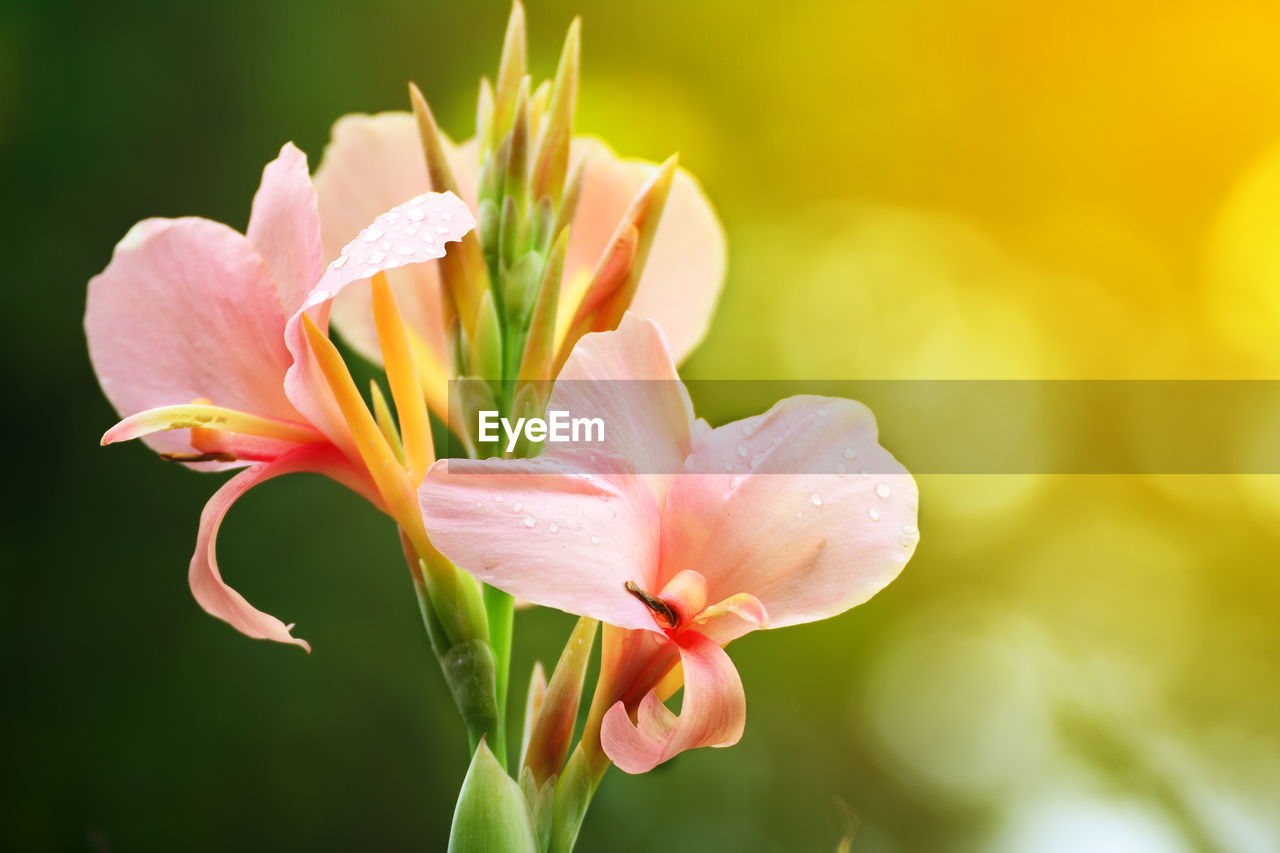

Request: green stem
left=483, top=583, right=515, bottom=769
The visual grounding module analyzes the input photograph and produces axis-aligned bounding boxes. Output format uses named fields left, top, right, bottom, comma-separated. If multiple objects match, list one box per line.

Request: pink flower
left=86, top=143, right=473, bottom=650
left=418, top=315, right=919, bottom=772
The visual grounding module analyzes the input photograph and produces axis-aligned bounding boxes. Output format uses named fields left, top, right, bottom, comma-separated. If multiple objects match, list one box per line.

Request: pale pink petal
left=549, top=314, right=695, bottom=479
left=417, top=451, right=663, bottom=631
left=564, top=137, right=726, bottom=362
left=312, top=112, right=478, bottom=365
left=246, top=143, right=324, bottom=314
left=86, top=217, right=300, bottom=462
left=281, top=191, right=475, bottom=451
left=189, top=443, right=378, bottom=651
left=600, top=631, right=745, bottom=774
left=659, top=396, right=919, bottom=630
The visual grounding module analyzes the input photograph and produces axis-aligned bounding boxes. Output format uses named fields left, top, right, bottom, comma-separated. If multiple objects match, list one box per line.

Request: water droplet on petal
left=423, top=233, right=436, bottom=243
left=363, top=227, right=383, bottom=242
left=549, top=522, right=559, bottom=533
left=810, top=492, right=823, bottom=506
left=523, top=516, right=536, bottom=528
left=902, top=523, right=917, bottom=535
left=875, top=482, right=891, bottom=499
left=396, top=246, right=414, bottom=256
left=723, top=461, right=734, bottom=472
left=868, top=507, right=881, bottom=522
left=818, top=409, right=829, bottom=417
left=406, top=208, right=425, bottom=221
left=836, top=462, right=848, bottom=475
left=512, top=502, right=523, bottom=513
left=741, top=423, right=755, bottom=436
left=435, top=225, right=449, bottom=234
left=379, top=241, right=391, bottom=251
left=859, top=468, right=869, bottom=478
left=331, top=256, right=348, bottom=270
left=737, top=442, right=749, bottom=458
left=442, top=212, right=453, bottom=222
left=590, top=535, right=600, bottom=545
left=368, top=250, right=386, bottom=264
left=410, top=194, right=427, bottom=205
left=494, top=496, right=504, bottom=503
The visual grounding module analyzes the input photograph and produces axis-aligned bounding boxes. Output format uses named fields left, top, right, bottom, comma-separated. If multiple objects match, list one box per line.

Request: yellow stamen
left=371, top=272, right=434, bottom=483
left=102, top=403, right=324, bottom=447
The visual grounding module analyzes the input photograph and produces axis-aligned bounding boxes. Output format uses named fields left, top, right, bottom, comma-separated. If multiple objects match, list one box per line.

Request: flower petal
left=600, top=631, right=745, bottom=773
left=563, top=137, right=726, bottom=362
left=282, top=191, right=475, bottom=452
left=86, top=217, right=300, bottom=462
left=312, top=112, right=478, bottom=365
left=245, top=143, right=324, bottom=315
left=659, top=396, right=919, bottom=632
left=417, top=451, right=663, bottom=631
left=549, top=313, right=695, bottom=478
left=189, top=443, right=377, bottom=651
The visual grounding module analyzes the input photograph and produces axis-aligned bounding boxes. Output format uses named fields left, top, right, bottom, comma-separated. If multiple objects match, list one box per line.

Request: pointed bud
left=517, top=226, right=568, bottom=384
left=506, top=380, right=546, bottom=457
left=448, top=738, right=538, bottom=853
left=531, top=18, right=580, bottom=202
left=506, top=79, right=532, bottom=213
left=469, top=290, right=504, bottom=382
left=478, top=198, right=502, bottom=274
left=524, top=617, right=598, bottom=787
left=519, top=661, right=548, bottom=768
left=528, top=79, right=552, bottom=137
left=552, top=159, right=585, bottom=240
left=477, top=77, right=495, bottom=157
left=493, top=1, right=528, bottom=145
left=450, top=374, right=497, bottom=459
left=504, top=250, right=544, bottom=328
left=548, top=746, right=598, bottom=853
left=410, top=82, right=490, bottom=336
left=519, top=766, right=556, bottom=853
left=556, top=156, right=677, bottom=371
left=499, top=194, right=520, bottom=269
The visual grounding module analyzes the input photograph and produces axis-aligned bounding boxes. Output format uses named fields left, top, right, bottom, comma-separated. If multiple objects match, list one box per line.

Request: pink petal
left=564, top=138, right=726, bottom=362
left=600, top=631, right=745, bottom=773
left=417, top=451, right=664, bottom=631
left=549, top=314, right=695, bottom=479
left=246, top=143, right=324, bottom=315
left=189, top=443, right=378, bottom=650
left=658, top=396, right=919, bottom=633
left=281, top=191, right=475, bottom=451
left=86, top=217, right=301, bottom=463
left=312, top=112, right=478, bottom=366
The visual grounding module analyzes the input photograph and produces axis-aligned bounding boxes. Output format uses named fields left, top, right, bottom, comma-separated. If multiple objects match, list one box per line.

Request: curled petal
left=600, top=631, right=745, bottom=774
left=188, top=443, right=377, bottom=651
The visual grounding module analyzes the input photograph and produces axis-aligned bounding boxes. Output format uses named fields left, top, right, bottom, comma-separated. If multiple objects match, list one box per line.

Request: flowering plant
left=86, top=6, right=917, bottom=849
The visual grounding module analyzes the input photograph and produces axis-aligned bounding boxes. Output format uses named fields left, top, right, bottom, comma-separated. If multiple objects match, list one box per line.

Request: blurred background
left=4, top=0, right=1280, bottom=849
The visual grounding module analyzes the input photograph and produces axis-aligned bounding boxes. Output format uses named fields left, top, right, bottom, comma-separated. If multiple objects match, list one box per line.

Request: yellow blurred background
left=4, top=0, right=1280, bottom=849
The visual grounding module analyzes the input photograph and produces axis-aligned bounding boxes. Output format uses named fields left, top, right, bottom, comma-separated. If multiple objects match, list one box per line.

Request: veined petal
left=86, top=217, right=301, bottom=462
left=600, top=631, right=745, bottom=774
left=660, top=396, right=919, bottom=629
left=246, top=143, right=324, bottom=314
left=548, top=314, right=695, bottom=480
left=562, top=137, right=726, bottom=363
left=189, top=443, right=377, bottom=651
left=418, top=451, right=664, bottom=631
left=313, top=112, right=478, bottom=366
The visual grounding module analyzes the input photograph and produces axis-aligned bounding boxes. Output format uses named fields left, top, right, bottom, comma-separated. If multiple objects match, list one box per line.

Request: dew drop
left=423, top=233, right=436, bottom=243
left=362, top=227, right=383, bottom=242
left=723, top=461, right=734, bottom=472
left=475, top=501, right=483, bottom=508
left=410, top=194, right=427, bottom=205
left=396, top=246, right=414, bottom=256
left=549, top=522, right=559, bottom=533
left=590, top=535, right=600, bottom=545
left=512, top=502, right=523, bottom=513
left=523, top=516, right=536, bottom=528
left=435, top=225, right=449, bottom=234
left=442, top=212, right=453, bottom=221
left=494, top=496, right=504, bottom=503
left=843, top=447, right=857, bottom=460
left=368, top=250, right=386, bottom=264
left=902, top=523, right=917, bottom=535
left=810, top=492, right=823, bottom=506
left=868, top=507, right=881, bottom=522
left=835, top=462, right=848, bottom=476
left=737, top=442, right=749, bottom=458
left=379, top=241, right=391, bottom=251
left=741, top=422, right=755, bottom=437
left=859, top=468, right=869, bottom=478
left=875, top=482, right=891, bottom=499
left=406, top=208, right=425, bottom=221
left=331, top=256, right=348, bottom=270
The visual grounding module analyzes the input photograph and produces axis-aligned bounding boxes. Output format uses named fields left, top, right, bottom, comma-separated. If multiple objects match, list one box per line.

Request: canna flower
left=86, top=143, right=475, bottom=650
left=418, top=315, right=919, bottom=773
left=308, top=3, right=726, bottom=436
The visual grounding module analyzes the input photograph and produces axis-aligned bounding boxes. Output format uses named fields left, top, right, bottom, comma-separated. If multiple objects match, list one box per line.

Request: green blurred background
left=5, top=0, right=1280, bottom=849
